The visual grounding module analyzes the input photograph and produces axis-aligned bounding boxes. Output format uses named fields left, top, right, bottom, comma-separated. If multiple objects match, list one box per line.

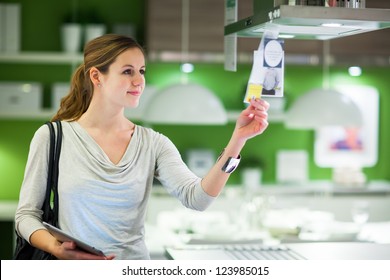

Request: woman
left=15, top=34, right=270, bottom=260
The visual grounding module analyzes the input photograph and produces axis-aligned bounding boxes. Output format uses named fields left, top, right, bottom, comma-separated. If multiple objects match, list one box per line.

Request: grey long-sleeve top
left=15, top=121, right=215, bottom=259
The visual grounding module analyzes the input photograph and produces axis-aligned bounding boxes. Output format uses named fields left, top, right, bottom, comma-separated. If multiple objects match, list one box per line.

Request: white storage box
left=2, top=3, right=21, bottom=53
left=51, top=82, right=70, bottom=110
left=0, top=82, right=42, bottom=113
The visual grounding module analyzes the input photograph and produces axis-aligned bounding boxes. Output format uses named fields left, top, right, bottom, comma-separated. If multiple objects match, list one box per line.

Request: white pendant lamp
left=142, top=83, right=227, bottom=125
left=284, top=40, right=363, bottom=129
left=142, top=0, right=227, bottom=125
left=284, top=88, right=363, bottom=129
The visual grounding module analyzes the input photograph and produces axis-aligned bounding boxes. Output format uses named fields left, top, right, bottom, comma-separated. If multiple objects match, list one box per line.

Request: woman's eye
left=123, top=69, right=133, bottom=75
left=140, top=69, right=146, bottom=75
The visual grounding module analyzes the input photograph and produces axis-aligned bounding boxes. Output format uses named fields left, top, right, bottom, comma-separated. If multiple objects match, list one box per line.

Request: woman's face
left=100, top=48, right=146, bottom=109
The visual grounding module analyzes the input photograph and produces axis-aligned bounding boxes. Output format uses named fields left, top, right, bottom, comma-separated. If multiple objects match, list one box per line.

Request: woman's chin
left=126, top=101, right=140, bottom=109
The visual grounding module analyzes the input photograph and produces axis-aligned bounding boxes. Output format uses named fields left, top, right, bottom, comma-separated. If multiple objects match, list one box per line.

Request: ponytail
left=51, top=64, right=93, bottom=121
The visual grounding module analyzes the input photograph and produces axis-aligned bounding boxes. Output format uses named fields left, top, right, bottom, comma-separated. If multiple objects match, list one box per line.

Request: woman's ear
left=89, top=67, right=101, bottom=87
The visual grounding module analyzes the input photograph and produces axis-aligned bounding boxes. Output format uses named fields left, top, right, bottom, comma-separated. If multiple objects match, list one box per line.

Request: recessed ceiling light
left=279, top=34, right=295, bottom=39
left=348, top=66, right=362, bottom=76
left=180, top=63, right=194, bottom=73
left=321, top=23, right=343, bottom=28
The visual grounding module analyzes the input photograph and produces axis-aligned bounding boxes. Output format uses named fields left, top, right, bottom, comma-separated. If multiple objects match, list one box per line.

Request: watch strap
left=221, top=155, right=241, bottom=173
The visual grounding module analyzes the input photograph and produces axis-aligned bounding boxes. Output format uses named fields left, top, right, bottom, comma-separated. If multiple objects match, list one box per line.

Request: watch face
left=225, top=161, right=237, bottom=173
left=222, top=157, right=240, bottom=173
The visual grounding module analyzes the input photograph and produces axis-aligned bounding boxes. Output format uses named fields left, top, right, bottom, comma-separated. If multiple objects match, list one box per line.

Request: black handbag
left=13, top=120, right=62, bottom=260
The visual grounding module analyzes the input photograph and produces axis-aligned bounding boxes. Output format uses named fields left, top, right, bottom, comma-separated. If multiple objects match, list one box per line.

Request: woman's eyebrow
left=122, top=64, right=146, bottom=68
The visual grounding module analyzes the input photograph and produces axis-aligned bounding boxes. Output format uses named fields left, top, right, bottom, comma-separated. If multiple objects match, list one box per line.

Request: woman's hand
left=233, top=98, right=270, bottom=142
left=200, top=98, right=269, bottom=197
left=30, top=229, right=115, bottom=260
left=54, top=241, right=115, bottom=260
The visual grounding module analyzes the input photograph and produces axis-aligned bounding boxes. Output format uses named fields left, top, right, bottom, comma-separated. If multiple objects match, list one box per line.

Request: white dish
left=299, top=221, right=360, bottom=241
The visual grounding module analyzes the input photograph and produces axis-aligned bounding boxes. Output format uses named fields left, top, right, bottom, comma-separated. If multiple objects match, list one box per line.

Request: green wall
left=1, top=64, right=389, bottom=200
left=0, top=0, right=389, bottom=201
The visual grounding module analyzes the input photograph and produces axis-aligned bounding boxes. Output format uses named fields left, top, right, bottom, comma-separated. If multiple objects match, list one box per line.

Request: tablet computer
left=43, top=222, right=105, bottom=256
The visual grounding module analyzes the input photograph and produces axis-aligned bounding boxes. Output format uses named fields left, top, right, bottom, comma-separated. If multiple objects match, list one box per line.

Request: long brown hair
left=51, top=34, right=145, bottom=121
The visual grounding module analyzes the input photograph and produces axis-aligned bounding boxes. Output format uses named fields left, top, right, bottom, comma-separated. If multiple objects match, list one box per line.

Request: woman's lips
left=127, top=91, right=141, bottom=96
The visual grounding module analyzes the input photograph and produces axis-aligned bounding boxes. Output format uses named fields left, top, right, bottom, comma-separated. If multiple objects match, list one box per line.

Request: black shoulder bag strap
left=43, top=120, right=62, bottom=227
left=13, top=120, right=62, bottom=259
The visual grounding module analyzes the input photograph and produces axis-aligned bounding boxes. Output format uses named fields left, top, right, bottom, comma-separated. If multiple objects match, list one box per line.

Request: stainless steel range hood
left=224, top=4, right=390, bottom=40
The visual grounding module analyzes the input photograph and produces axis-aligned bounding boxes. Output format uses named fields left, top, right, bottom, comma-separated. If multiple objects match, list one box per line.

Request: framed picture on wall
left=314, top=85, right=379, bottom=168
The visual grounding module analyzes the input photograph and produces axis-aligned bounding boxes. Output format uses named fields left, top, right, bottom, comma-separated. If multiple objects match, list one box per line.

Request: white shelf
left=0, top=110, right=146, bottom=121
left=0, top=110, right=285, bottom=122
left=0, top=109, right=55, bottom=120
left=0, top=51, right=83, bottom=64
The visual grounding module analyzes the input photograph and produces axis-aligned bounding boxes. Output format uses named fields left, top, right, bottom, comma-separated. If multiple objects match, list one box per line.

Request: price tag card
left=244, top=31, right=284, bottom=103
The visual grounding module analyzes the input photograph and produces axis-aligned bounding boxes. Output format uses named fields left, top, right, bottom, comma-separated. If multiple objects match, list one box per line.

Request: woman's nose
left=132, top=75, right=144, bottom=86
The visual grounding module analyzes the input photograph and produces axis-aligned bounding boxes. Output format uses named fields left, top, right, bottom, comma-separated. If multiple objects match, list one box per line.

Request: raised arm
left=201, top=98, right=269, bottom=197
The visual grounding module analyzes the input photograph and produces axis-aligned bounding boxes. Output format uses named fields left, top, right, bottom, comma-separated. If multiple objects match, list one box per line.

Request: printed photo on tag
left=262, top=38, right=284, bottom=97
left=244, top=35, right=284, bottom=103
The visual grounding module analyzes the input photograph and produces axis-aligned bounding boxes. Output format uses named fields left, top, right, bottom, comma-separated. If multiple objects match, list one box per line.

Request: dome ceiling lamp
left=143, top=0, right=227, bottom=125
left=142, top=83, right=227, bottom=125
left=284, top=40, right=363, bottom=129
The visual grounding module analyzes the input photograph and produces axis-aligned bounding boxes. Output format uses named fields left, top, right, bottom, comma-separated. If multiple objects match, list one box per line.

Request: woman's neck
left=78, top=103, right=132, bottom=132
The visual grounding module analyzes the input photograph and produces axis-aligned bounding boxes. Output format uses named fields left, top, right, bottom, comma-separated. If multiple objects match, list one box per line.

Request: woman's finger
left=249, top=98, right=270, bottom=111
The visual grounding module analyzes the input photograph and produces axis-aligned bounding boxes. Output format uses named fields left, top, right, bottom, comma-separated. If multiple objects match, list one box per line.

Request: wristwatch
left=221, top=155, right=241, bottom=173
